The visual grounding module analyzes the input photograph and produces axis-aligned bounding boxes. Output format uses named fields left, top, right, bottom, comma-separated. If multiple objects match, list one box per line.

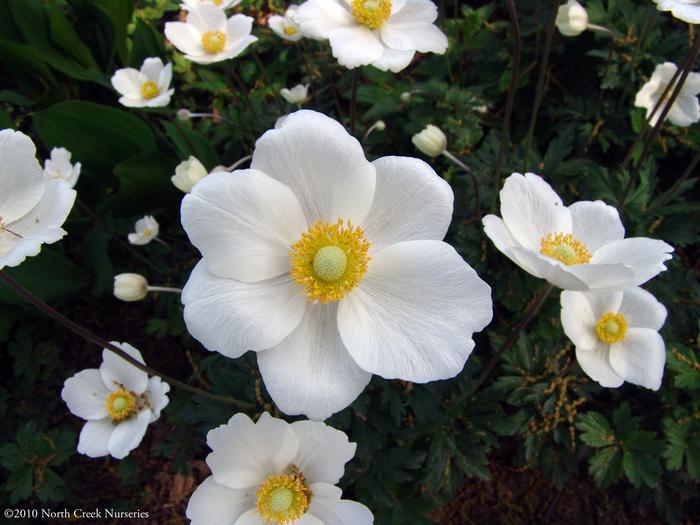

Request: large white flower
left=110, top=57, right=174, bottom=108
left=294, top=0, right=448, bottom=72
left=181, top=0, right=241, bottom=10
left=164, top=3, right=257, bottom=65
left=483, top=173, right=673, bottom=292
left=186, top=412, right=373, bottom=525
left=43, top=147, right=81, bottom=188
left=0, top=130, right=76, bottom=270
left=634, top=62, right=700, bottom=127
left=61, top=342, right=170, bottom=459
left=269, top=5, right=304, bottom=41
left=653, top=0, right=700, bottom=24
left=128, top=215, right=160, bottom=246
left=561, top=287, right=667, bottom=390
left=181, top=110, right=492, bottom=420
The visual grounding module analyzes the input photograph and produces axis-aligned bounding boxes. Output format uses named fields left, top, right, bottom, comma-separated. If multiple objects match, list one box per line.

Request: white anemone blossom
left=653, top=0, right=700, bottom=24
left=634, top=62, right=700, bottom=127
left=128, top=215, right=160, bottom=246
left=187, top=412, right=373, bottom=525
left=43, top=147, right=81, bottom=188
left=181, top=0, right=241, bottom=10
left=110, top=57, right=174, bottom=108
left=0, top=130, right=76, bottom=270
left=483, top=173, right=673, bottom=292
left=280, top=84, right=310, bottom=105
left=294, top=0, right=449, bottom=72
left=61, top=343, right=170, bottom=459
left=181, top=110, right=492, bottom=420
left=561, top=287, right=667, bottom=390
left=165, top=3, right=257, bottom=65
left=269, top=5, right=304, bottom=41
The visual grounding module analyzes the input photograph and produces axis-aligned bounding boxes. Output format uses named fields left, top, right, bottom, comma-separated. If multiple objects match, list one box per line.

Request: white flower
left=186, top=412, right=373, bottom=525
left=181, top=0, right=241, bottom=10
left=280, top=84, right=310, bottom=104
left=483, top=173, right=673, bottom=292
left=634, top=62, right=700, bottom=127
left=110, top=57, right=174, bottom=108
left=181, top=110, right=492, bottom=420
left=61, top=343, right=169, bottom=459
left=128, top=215, right=160, bottom=246
left=165, top=3, right=257, bottom=65
left=294, top=0, right=448, bottom=73
left=555, top=0, right=588, bottom=37
left=412, top=124, right=447, bottom=157
left=269, top=5, right=304, bottom=41
left=653, top=0, right=700, bottom=24
left=172, top=156, right=209, bottom=193
left=114, top=273, right=149, bottom=302
left=0, top=130, right=76, bottom=270
left=43, top=147, right=81, bottom=188
left=561, top=287, right=667, bottom=390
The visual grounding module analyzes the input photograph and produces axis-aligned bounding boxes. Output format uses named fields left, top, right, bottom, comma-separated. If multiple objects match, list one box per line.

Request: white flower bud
left=400, top=92, right=412, bottom=103
left=114, top=273, right=148, bottom=302
left=374, top=120, right=386, bottom=131
left=412, top=125, right=447, bottom=158
left=177, top=109, right=192, bottom=121
left=171, top=156, right=208, bottom=193
left=556, top=0, right=588, bottom=37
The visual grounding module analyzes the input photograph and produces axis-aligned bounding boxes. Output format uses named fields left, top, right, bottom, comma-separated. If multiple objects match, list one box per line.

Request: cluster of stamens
left=140, top=80, right=160, bottom=100
left=595, top=312, right=628, bottom=344
left=201, top=30, right=226, bottom=54
left=256, top=466, right=311, bottom=524
left=351, top=0, right=392, bottom=29
left=105, top=388, right=138, bottom=422
left=540, top=232, right=591, bottom=266
left=284, top=25, right=298, bottom=36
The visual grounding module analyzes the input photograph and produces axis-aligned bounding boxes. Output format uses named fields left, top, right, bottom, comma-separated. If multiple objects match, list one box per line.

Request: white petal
left=181, top=169, right=307, bottom=283
left=308, top=483, right=374, bottom=525
left=329, top=26, right=384, bottom=69
left=110, top=68, right=143, bottom=99
left=362, top=156, right=452, bottom=252
left=387, top=0, right=438, bottom=26
left=338, top=240, right=492, bottom=382
left=187, top=2, right=227, bottom=32
left=482, top=214, right=520, bottom=252
left=140, top=57, right=164, bottom=81
left=370, top=46, right=415, bottom=72
left=569, top=201, right=625, bottom=253
left=181, top=261, right=305, bottom=358
left=100, top=342, right=149, bottom=394
left=566, top=262, right=637, bottom=292
left=576, top=343, right=624, bottom=388
left=380, top=20, right=447, bottom=53
left=186, top=476, right=253, bottom=525
left=0, top=129, right=44, bottom=223
left=618, top=287, right=667, bottom=331
left=294, top=0, right=355, bottom=39
left=560, top=291, right=597, bottom=349
left=258, top=304, right=372, bottom=421
left=226, top=14, right=254, bottom=41
left=507, top=247, right=589, bottom=290
left=667, top=95, right=700, bottom=127
left=290, top=420, right=356, bottom=485
left=118, top=96, right=149, bottom=108
left=61, top=369, right=109, bottom=420
left=584, top=289, right=623, bottom=318
left=164, top=22, right=202, bottom=56
left=206, top=413, right=299, bottom=490
left=108, top=409, right=151, bottom=459
left=144, top=376, right=170, bottom=423
left=77, top=418, right=113, bottom=458
left=609, top=328, right=666, bottom=390
left=251, top=110, right=376, bottom=225
left=268, top=15, right=287, bottom=37
left=591, top=237, right=674, bottom=289
left=158, top=62, right=173, bottom=90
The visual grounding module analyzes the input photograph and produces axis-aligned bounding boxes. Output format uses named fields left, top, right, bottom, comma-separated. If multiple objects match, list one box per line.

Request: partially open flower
left=114, top=273, right=149, bottom=302
left=555, top=0, right=588, bottom=37
left=280, top=84, right=310, bottom=104
left=653, top=0, right=700, bottom=24
left=412, top=124, right=447, bottom=157
left=110, top=57, right=174, bottom=108
left=128, top=215, right=160, bottom=246
left=172, top=156, right=209, bottom=193
left=634, top=62, right=700, bottom=127
left=269, top=5, right=304, bottom=41
left=43, top=147, right=81, bottom=188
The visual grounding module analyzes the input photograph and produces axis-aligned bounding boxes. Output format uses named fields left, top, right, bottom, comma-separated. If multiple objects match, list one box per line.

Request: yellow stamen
left=351, top=0, right=392, bottom=29
left=213, top=0, right=223, bottom=4
left=284, top=25, right=298, bottom=36
left=290, top=219, right=370, bottom=304
left=540, top=233, right=591, bottom=266
left=595, top=312, right=628, bottom=344
left=201, top=30, right=226, bottom=54
left=140, top=80, right=160, bottom=100
left=142, top=229, right=153, bottom=238
left=105, top=389, right=137, bottom=421
left=256, top=470, right=311, bottom=524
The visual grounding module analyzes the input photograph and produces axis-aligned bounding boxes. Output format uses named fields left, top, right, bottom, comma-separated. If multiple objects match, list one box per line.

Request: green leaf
left=161, top=120, right=219, bottom=169
left=623, top=449, right=662, bottom=488
left=130, top=17, right=166, bottom=67
left=576, top=411, right=616, bottom=447
left=46, top=0, right=98, bottom=69
left=112, top=152, right=179, bottom=215
left=589, top=446, right=622, bottom=489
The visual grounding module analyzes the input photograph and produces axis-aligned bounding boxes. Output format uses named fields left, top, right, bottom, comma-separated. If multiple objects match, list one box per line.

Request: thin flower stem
left=153, top=237, right=170, bottom=247
left=350, top=69, right=360, bottom=136
left=227, top=154, right=253, bottom=171
left=586, top=23, right=615, bottom=36
left=147, top=286, right=183, bottom=294
left=443, top=150, right=482, bottom=222
left=647, top=148, right=700, bottom=213
left=0, top=271, right=255, bottom=410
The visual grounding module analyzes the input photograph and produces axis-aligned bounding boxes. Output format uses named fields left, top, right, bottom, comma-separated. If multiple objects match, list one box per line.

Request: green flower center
left=312, top=245, right=348, bottom=282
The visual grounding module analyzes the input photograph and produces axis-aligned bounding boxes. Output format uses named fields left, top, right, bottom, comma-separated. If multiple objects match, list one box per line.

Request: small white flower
left=483, top=173, right=673, bottom=292
left=165, top=3, right=258, bottom=65
left=412, top=124, right=447, bottom=157
left=61, top=343, right=170, bottom=459
left=172, top=156, right=209, bottom=193
left=114, top=273, right=149, bottom=302
left=295, top=0, right=448, bottom=73
left=634, top=62, right=700, bottom=127
left=653, top=0, right=700, bottom=24
left=43, top=147, right=81, bottom=188
left=0, top=130, right=76, bottom=270
left=280, top=84, right=310, bottom=104
left=561, top=287, right=667, bottom=390
left=269, top=5, right=304, bottom=41
left=555, top=0, right=588, bottom=37
left=128, top=215, right=160, bottom=246
left=110, top=57, right=174, bottom=108
left=181, top=0, right=241, bottom=10
left=186, top=412, right=373, bottom=525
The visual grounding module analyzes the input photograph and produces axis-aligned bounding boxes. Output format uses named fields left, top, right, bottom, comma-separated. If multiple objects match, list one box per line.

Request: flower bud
left=400, top=92, right=411, bottom=103
left=177, top=109, right=192, bottom=121
left=374, top=120, right=386, bottom=131
left=114, top=273, right=148, bottom=302
left=556, top=0, right=588, bottom=37
left=171, top=156, right=208, bottom=193
left=412, top=125, right=447, bottom=157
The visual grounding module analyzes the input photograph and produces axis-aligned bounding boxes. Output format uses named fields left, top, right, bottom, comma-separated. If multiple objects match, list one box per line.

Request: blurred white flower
left=561, top=287, right=667, bottom=390
left=165, top=3, right=257, bottom=65
left=181, top=0, right=241, bottom=10
left=412, top=124, right=447, bottom=157
left=295, top=0, right=448, bottom=72
left=43, top=147, right=81, bottom=188
left=280, top=84, right=310, bottom=104
left=634, top=62, right=700, bottom=127
left=181, top=110, right=492, bottom=420
left=110, top=57, right=174, bottom=108
left=172, top=156, right=209, bottom=193
left=0, top=130, right=76, bottom=270
left=113, top=273, right=149, bottom=302
left=61, top=343, right=169, bottom=459
left=269, top=5, right=304, bottom=41
left=186, top=412, right=373, bottom=525
left=128, top=215, right=160, bottom=246
left=653, top=0, right=700, bottom=24
left=483, top=173, right=673, bottom=292
left=555, top=0, right=588, bottom=36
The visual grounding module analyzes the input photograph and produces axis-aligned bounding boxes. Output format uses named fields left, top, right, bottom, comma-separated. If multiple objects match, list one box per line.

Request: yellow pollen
left=213, top=0, right=223, bottom=4
left=201, top=30, right=226, bottom=54
left=290, top=219, right=370, bottom=304
left=256, top=471, right=311, bottom=524
left=140, top=80, right=160, bottom=100
left=142, top=229, right=153, bottom=238
left=284, top=25, right=298, bottom=36
left=105, top=389, right=137, bottom=422
left=540, top=232, right=591, bottom=266
left=351, top=0, right=392, bottom=29
left=595, top=312, right=628, bottom=344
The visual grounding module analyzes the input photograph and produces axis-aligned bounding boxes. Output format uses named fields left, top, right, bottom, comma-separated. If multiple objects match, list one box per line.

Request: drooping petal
left=618, top=287, right=667, bottom=331
left=164, top=22, right=202, bottom=56
left=609, top=328, right=666, bottom=390
left=575, top=343, right=624, bottom=388
left=569, top=201, right=625, bottom=253
left=77, top=418, right=113, bottom=458
left=108, top=409, right=151, bottom=459
left=100, top=342, right=149, bottom=395
left=294, top=0, right=355, bottom=39
left=507, top=247, right=589, bottom=290
left=307, top=483, right=374, bottom=525
left=186, top=476, right=254, bottom=525
left=591, top=237, right=673, bottom=289
left=328, top=26, right=384, bottom=69
left=290, top=420, right=357, bottom=485
left=560, top=291, right=597, bottom=350
left=370, top=46, right=415, bottom=72
left=0, top=129, right=44, bottom=223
